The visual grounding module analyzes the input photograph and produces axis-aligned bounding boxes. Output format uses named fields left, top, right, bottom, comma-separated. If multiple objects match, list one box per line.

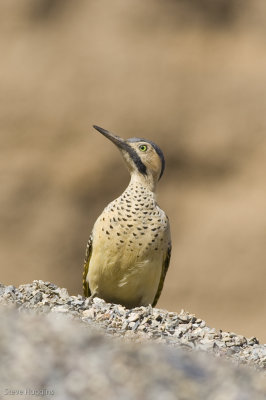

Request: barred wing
left=83, top=234, right=93, bottom=297
left=152, top=242, right=171, bottom=307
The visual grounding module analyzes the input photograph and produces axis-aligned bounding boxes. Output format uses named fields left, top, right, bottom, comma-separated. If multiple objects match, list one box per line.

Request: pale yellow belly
left=87, top=237, right=164, bottom=308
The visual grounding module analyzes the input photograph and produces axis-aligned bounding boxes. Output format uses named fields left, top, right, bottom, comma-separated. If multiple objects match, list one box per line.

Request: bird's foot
left=85, top=292, right=98, bottom=306
left=145, top=304, right=153, bottom=316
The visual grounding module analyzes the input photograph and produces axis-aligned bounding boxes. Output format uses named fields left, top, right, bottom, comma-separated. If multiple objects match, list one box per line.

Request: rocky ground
left=0, top=280, right=265, bottom=399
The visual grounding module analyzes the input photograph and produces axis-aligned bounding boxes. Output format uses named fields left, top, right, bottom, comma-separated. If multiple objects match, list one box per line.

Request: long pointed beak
left=93, top=124, right=148, bottom=177
left=93, top=125, right=128, bottom=151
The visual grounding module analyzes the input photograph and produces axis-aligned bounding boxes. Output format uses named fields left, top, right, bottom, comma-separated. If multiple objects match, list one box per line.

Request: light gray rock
left=0, top=307, right=265, bottom=400
left=0, top=280, right=265, bottom=400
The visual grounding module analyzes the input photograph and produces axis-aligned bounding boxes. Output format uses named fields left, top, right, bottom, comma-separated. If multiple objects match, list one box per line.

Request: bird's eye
left=139, top=144, right=148, bottom=152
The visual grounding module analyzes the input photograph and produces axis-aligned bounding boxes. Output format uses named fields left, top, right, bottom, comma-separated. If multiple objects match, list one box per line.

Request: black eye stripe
left=127, top=147, right=147, bottom=176
left=127, top=137, right=165, bottom=179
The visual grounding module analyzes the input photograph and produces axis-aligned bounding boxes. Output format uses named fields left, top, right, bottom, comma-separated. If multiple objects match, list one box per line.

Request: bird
left=83, top=125, right=171, bottom=308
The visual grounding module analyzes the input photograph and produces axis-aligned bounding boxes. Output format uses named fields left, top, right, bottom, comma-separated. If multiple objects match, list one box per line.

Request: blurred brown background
left=1, top=0, right=266, bottom=341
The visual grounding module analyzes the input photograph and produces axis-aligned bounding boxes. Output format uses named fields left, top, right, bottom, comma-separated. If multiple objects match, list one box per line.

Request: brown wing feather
left=152, top=242, right=171, bottom=307
left=83, top=235, right=93, bottom=297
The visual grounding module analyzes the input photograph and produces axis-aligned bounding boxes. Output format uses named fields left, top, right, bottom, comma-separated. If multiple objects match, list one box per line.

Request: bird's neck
left=122, top=179, right=157, bottom=208
left=128, top=173, right=157, bottom=193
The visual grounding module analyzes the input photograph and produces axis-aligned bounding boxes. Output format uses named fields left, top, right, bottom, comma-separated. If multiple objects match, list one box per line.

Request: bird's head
left=93, top=125, right=165, bottom=191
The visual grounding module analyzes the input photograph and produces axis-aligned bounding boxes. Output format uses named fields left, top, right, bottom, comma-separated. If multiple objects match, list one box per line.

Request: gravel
left=0, top=280, right=265, bottom=399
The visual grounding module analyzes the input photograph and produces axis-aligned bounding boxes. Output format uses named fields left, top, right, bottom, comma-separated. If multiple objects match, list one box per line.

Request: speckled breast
left=87, top=183, right=170, bottom=307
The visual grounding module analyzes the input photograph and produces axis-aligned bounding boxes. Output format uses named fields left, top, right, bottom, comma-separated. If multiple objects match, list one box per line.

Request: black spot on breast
left=106, top=231, right=110, bottom=235
left=137, top=227, right=142, bottom=231
left=127, top=224, right=133, bottom=228
left=120, top=240, right=124, bottom=243
left=126, top=215, right=131, bottom=218
left=122, top=218, right=127, bottom=221
left=133, top=233, right=137, bottom=237
left=117, top=232, right=120, bottom=236
left=110, top=225, right=113, bottom=229
left=151, top=228, right=157, bottom=231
